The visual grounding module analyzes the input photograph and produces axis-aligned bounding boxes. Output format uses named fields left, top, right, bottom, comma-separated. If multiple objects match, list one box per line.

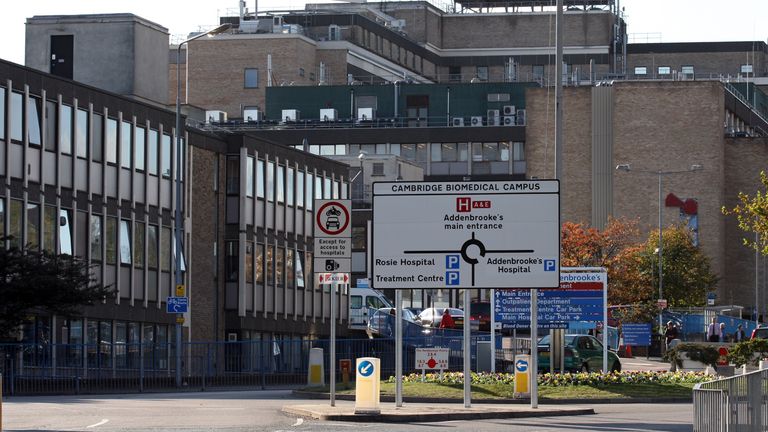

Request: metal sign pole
left=530, top=289, right=538, bottom=409
left=603, top=276, right=608, bottom=372
left=463, top=289, right=471, bottom=408
left=396, top=289, right=403, bottom=407
left=490, top=289, right=496, bottom=373
left=330, top=283, right=336, bottom=407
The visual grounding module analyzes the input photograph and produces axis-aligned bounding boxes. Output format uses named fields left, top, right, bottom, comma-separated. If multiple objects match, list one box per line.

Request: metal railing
left=693, top=368, right=768, bottom=432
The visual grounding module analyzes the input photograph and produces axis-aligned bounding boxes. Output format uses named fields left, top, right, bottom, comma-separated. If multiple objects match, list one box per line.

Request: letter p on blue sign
left=445, top=255, right=460, bottom=269
left=544, top=260, right=556, bottom=272
left=446, top=271, right=460, bottom=285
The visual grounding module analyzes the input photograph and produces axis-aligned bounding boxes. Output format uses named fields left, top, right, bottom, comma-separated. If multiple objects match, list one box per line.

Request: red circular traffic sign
left=316, top=201, right=350, bottom=236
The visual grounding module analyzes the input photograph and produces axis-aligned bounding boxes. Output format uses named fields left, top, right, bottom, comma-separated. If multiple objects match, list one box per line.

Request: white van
left=349, top=287, right=393, bottom=331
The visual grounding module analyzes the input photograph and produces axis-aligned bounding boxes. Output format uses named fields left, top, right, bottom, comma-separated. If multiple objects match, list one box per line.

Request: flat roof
left=26, top=13, right=168, bottom=34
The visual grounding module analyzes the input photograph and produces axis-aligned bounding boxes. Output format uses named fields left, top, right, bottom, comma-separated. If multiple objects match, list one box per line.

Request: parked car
left=751, top=326, right=768, bottom=339
left=469, top=301, right=492, bottom=332
left=537, top=334, right=621, bottom=373
left=417, top=308, right=479, bottom=331
left=405, top=307, right=423, bottom=317
left=366, top=307, right=430, bottom=339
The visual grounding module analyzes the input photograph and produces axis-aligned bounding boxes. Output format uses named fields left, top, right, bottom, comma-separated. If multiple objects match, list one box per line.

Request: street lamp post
left=174, top=24, right=230, bottom=388
left=615, top=163, right=703, bottom=335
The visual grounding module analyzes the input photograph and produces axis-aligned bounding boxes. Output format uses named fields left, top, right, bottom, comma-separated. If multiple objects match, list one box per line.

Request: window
left=106, top=118, right=118, bottom=164
left=277, top=165, right=285, bottom=203
left=449, top=66, right=461, bottom=82
left=106, top=217, right=117, bottom=265
left=43, top=205, right=56, bottom=252
left=91, top=215, right=102, bottom=262
left=27, top=203, right=40, bottom=250
left=119, top=220, right=131, bottom=264
left=11, top=92, right=22, bottom=141
left=681, top=65, right=694, bottom=76
left=306, top=173, right=313, bottom=210
left=306, top=251, right=314, bottom=290
left=75, top=109, right=88, bottom=158
left=161, top=134, right=171, bottom=177
left=245, top=241, right=254, bottom=282
left=0, top=200, right=4, bottom=241
left=315, top=176, right=322, bottom=202
left=0, top=87, right=4, bottom=139
left=9, top=200, right=22, bottom=249
left=120, top=121, right=132, bottom=168
left=147, top=225, right=158, bottom=269
left=256, top=243, right=264, bottom=284
left=225, top=241, right=238, bottom=281
left=135, top=126, right=145, bottom=171
left=266, top=245, right=274, bottom=285
left=352, top=226, right=366, bottom=249
left=333, top=180, right=340, bottom=199
left=226, top=156, right=239, bottom=194
left=276, top=247, right=284, bottom=286
left=296, top=171, right=304, bottom=208
left=245, top=68, right=259, bottom=88
left=296, top=251, right=304, bottom=289
left=45, top=101, right=56, bottom=150
left=372, top=162, right=384, bottom=175
left=246, top=156, right=254, bottom=197
left=92, top=113, right=103, bottom=162
left=59, top=209, right=72, bottom=255
left=658, top=66, right=671, bottom=75
left=134, top=222, right=144, bottom=268
left=634, top=66, right=647, bottom=76
left=286, top=249, right=294, bottom=288
left=513, top=142, right=525, bottom=161
left=267, top=161, right=274, bottom=202
left=148, top=130, right=158, bottom=175
left=161, top=227, right=171, bottom=271
left=324, top=178, right=332, bottom=199
left=60, top=105, right=73, bottom=154
left=256, top=160, right=265, bottom=198
left=476, top=66, right=489, bottom=81
left=499, top=141, right=510, bottom=161
left=298, top=67, right=305, bottom=77
left=287, top=167, right=294, bottom=206
left=741, top=64, right=753, bottom=74
left=533, top=65, right=545, bottom=80
left=28, top=96, right=42, bottom=146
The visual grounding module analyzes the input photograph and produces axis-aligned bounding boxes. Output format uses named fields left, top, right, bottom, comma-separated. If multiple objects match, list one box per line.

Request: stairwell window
left=634, top=66, right=647, bottom=77
left=657, top=66, right=671, bottom=76
left=244, top=68, right=259, bottom=88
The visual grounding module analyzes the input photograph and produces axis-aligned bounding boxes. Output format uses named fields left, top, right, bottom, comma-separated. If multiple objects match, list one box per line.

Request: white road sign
left=415, top=348, right=449, bottom=370
left=314, top=200, right=351, bottom=283
left=372, top=181, right=560, bottom=289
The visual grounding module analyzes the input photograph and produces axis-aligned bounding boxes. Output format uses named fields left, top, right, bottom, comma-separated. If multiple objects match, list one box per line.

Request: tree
left=636, top=225, right=717, bottom=308
left=0, top=244, right=113, bottom=339
left=722, top=170, right=768, bottom=254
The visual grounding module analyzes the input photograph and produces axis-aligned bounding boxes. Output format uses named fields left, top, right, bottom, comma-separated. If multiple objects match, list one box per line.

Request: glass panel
left=11, top=92, right=23, bottom=142
left=246, top=156, right=254, bottom=197
left=256, top=160, right=265, bottom=198
left=276, top=247, right=284, bottom=286
left=266, top=245, right=274, bottom=285
left=0, top=200, right=4, bottom=241
left=27, top=203, right=40, bottom=250
left=287, top=167, right=294, bottom=206
left=134, top=222, right=144, bottom=267
left=286, top=249, right=294, bottom=289
left=306, top=173, right=313, bottom=210
left=315, top=176, right=322, bottom=201
left=256, top=243, right=264, bottom=284
left=267, top=161, right=274, bottom=202
left=106, top=118, right=118, bottom=164
left=245, top=241, right=254, bottom=282
left=100, top=321, right=112, bottom=366
left=306, top=251, right=313, bottom=290
left=296, top=171, right=304, bottom=207
left=277, top=165, right=285, bottom=203
left=162, top=134, right=171, bottom=177
left=60, top=105, right=73, bottom=154
left=148, top=130, right=158, bottom=175
left=225, top=241, right=238, bottom=281
left=226, top=156, right=239, bottom=194
left=400, top=144, right=415, bottom=159
left=45, top=101, right=57, bottom=151
left=245, top=68, right=259, bottom=88
left=161, top=226, right=171, bottom=271
left=43, top=205, right=56, bottom=253
left=119, top=220, right=131, bottom=265
left=120, top=121, right=132, bottom=168
left=106, top=217, right=117, bottom=265
left=500, top=141, right=510, bottom=161
left=59, top=209, right=72, bottom=255
left=91, top=215, right=102, bottom=262
left=75, top=109, right=88, bottom=158
left=335, top=144, right=346, bottom=155
left=92, top=113, right=103, bottom=162
left=296, top=251, right=304, bottom=289
left=9, top=200, right=22, bottom=249
left=324, top=178, right=331, bottom=199
left=431, top=143, right=443, bottom=161
left=28, top=96, right=42, bottom=146
left=135, top=126, right=145, bottom=171
left=0, top=87, right=4, bottom=139
left=147, top=225, right=158, bottom=269
left=513, top=142, right=525, bottom=161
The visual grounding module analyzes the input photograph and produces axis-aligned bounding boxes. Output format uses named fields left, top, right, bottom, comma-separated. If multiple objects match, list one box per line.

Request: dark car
left=751, top=326, right=768, bottom=340
left=366, top=307, right=430, bottom=339
left=537, top=334, right=621, bottom=373
left=469, top=301, right=491, bottom=332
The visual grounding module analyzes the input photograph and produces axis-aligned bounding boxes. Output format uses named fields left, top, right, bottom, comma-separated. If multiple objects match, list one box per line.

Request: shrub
left=727, top=339, right=768, bottom=367
left=663, top=343, right=721, bottom=368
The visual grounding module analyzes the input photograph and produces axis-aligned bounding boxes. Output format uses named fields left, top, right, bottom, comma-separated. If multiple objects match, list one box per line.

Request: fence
left=693, top=368, right=768, bottom=432
left=0, top=331, right=530, bottom=396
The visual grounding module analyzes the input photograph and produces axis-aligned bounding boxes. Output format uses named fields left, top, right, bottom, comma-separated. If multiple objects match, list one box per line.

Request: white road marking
left=86, top=419, right=109, bottom=428
left=292, top=418, right=304, bottom=427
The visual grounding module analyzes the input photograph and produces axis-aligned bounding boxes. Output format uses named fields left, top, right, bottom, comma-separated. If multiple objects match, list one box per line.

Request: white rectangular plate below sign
left=415, top=348, right=449, bottom=370
left=316, top=272, right=350, bottom=285
left=372, top=181, right=560, bottom=289
left=314, top=257, right=351, bottom=273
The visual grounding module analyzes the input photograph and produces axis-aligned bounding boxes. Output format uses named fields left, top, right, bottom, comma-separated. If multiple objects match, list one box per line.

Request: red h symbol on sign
left=456, top=197, right=471, bottom=212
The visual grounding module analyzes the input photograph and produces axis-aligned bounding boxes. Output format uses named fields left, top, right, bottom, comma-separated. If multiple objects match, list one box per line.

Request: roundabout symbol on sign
left=316, top=201, right=350, bottom=236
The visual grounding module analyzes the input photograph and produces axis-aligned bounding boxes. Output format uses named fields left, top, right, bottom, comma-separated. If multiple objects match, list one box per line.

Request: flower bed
left=387, top=370, right=711, bottom=387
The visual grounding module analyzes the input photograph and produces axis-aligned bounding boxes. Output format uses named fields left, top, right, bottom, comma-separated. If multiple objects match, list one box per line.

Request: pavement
left=282, top=400, right=595, bottom=422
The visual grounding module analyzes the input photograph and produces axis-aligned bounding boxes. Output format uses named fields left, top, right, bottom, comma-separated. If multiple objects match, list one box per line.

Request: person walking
left=664, top=321, right=679, bottom=349
left=707, top=317, right=720, bottom=342
left=439, top=309, right=455, bottom=329
left=734, top=324, right=746, bottom=342
left=719, top=323, right=727, bottom=342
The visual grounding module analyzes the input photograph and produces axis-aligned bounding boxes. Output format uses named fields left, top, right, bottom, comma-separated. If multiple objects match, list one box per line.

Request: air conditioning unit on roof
left=452, top=117, right=464, bottom=127
left=503, top=116, right=515, bottom=126
left=357, top=107, right=375, bottom=121
left=487, top=109, right=500, bottom=126
left=503, top=105, right=516, bottom=116
left=282, top=109, right=300, bottom=122
left=470, top=116, right=483, bottom=127
left=320, top=108, right=338, bottom=122
left=243, top=109, right=262, bottom=122
left=516, top=109, right=526, bottom=126
left=205, top=110, right=227, bottom=124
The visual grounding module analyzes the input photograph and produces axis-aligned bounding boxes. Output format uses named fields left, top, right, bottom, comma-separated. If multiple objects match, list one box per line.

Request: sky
left=1, top=0, right=766, bottom=65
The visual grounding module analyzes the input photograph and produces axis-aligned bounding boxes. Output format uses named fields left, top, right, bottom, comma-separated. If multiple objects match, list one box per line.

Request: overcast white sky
left=2, top=0, right=766, bottom=65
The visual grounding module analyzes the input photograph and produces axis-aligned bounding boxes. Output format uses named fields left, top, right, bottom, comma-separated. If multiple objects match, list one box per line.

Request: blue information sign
left=622, top=323, right=652, bottom=346
left=494, top=288, right=604, bottom=329
left=166, top=297, right=189, bottom=313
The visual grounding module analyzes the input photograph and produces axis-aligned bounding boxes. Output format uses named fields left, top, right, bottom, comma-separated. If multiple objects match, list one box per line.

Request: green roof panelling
left=265, top=82, right=536, bottom=121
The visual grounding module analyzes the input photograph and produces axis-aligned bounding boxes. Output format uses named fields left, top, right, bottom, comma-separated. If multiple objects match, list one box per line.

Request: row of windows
left=634, top=64, right=754, bottom=77
left=225, top=241, right=313, bottom=290
left=227, top=156, right=346, bottom=206
left=1, top=87, right=179, bottom=178
left=294, top=142, right=526, bottom=163
left=0, top=198, right=183, bottom=271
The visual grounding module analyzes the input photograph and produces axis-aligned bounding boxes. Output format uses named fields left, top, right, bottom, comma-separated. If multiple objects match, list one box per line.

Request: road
left=3, top=390, right=692, bottom=432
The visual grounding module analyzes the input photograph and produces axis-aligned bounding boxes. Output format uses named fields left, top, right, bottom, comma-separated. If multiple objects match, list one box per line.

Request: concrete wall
left=133, top=20, right=169, bottom=104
